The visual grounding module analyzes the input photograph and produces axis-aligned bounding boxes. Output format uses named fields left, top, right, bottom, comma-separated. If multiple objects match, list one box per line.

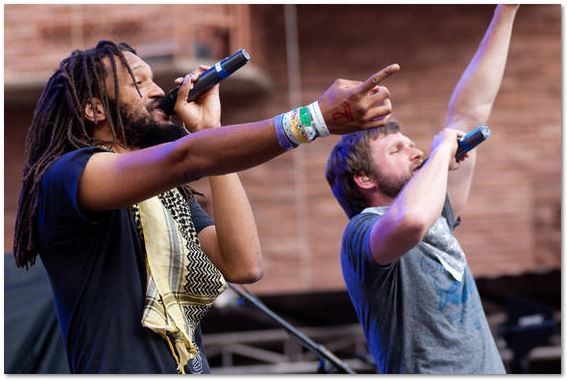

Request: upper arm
left=368, top=209, right=425, bottom=266
left=445, top=118, right=478, bottom=219
left=189, top=198, right=226, bottom=278
left=447, top=151, right=476, bottom=219
left=78, top=143, right=189, bottom=212
left=191, top=196, right=220, bottom=267
left=197, top=225, right=224, bottom=270
left=40, top=148, right=107, bottom=226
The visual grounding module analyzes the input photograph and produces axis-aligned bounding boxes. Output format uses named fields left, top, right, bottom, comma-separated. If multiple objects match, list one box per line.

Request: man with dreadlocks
left=14, top=40, right=399, bottom=373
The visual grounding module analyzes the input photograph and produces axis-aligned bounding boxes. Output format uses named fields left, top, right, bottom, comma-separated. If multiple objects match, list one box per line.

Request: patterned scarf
left=131, top=189, right=227, bottom=373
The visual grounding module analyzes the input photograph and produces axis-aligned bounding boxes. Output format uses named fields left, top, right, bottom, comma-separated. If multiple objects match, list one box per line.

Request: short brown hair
left=325, top=121, right=400, bottom=218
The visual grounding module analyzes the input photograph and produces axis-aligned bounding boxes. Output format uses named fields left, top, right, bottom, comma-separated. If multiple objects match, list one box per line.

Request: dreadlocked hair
left=13, top=40, right=142, bottom=268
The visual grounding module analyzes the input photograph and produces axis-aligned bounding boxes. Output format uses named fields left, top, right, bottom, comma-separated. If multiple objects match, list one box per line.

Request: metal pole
left=228, top=284, right=356, bottom=374
left=284, top=4, right=312, bottom=288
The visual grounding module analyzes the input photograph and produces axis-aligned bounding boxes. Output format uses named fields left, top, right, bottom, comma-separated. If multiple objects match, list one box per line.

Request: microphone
left=415, top=125, right=491, bottom=170
left=455, top=125, right=491, bottom=161
left=159, top=48, right=251, bottom=115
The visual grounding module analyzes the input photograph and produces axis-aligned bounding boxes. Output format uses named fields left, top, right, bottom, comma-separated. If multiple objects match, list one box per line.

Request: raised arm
left=78, top=64, right=400, bottom=212
left=446, top=4, right=519, bottom=217
left=171, top=67, right=263, bottom=284
left=188, top=64, right=397, bottom=283
left=370, top=129, right=462, bottom=266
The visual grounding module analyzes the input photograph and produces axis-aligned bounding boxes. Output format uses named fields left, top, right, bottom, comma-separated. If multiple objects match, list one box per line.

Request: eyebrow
left=130, top=64, right=154, bottom=80
left=388, top=139, right=415, bottom=149
left=387, top=141, right=401, bottom=151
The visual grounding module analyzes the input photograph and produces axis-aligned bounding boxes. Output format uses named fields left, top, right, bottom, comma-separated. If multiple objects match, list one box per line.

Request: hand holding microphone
left=455, top=126, right=491, bottom=161
left=159, top=48, right=251, bottom=115
left=418, top=125, right=491, bottom=170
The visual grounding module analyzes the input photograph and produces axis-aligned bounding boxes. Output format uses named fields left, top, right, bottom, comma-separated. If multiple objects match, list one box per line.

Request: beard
left=124, top=116, right=188, bottom=149
left=373, top=168, right=411, bottom=199
left=111, top=99, right=188, bottom=149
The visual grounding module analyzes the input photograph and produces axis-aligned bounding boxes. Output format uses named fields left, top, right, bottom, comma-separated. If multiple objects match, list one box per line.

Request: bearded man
left=326, top=5, right=519, bottom=374
left=14, top=40, right=398, bottom=373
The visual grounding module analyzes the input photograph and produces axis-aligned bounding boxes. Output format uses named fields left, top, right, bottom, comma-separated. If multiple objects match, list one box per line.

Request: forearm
left=208, top=173, right=262, bottom=277
left=170, top=63, right=401, bottom=183
left=80, top=62, right=399, bottom=212
left=392, top=147, right=452, bottom=231
left=171, top=119, right=286, bottom=183
left=370, top=145, right=453, bottom=265
left=446, top=5, right=518, bottom=129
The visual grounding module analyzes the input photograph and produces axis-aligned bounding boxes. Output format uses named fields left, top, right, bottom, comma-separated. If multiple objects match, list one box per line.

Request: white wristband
left=308, top=101, right=330, bottom=137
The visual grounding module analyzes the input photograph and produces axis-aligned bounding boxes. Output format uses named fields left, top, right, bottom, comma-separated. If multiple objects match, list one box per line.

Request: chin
left=154, top=119, right=178, bottom=129
left=124, top=116, right=188, bottom=149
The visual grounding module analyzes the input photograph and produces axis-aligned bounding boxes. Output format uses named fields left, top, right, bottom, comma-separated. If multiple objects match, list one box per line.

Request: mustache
left=146, top=99, right=164, bottom=113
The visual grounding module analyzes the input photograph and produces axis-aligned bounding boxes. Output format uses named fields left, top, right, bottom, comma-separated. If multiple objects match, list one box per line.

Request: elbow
left=225, top=262, right=264, bottom=284
left=370, top=212, right=429, bottom=266
left=223, top=246, right=264, bottom=284
left=401, top=213, right=430, bottom=243
left=237, top=267, right=264, bottom=284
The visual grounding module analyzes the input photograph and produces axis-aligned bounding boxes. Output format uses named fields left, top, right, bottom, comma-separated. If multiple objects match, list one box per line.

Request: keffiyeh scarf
left=131, top=189, right=227, bottom=373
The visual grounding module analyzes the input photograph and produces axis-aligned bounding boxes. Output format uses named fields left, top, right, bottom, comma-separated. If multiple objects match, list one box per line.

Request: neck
left=91, top=124, right=131, bottom=153
left=92, top=139, right=131, bottom=153
left=366, top=191, right=394, bottom=208
left=109, top=143, right=130, bottom=153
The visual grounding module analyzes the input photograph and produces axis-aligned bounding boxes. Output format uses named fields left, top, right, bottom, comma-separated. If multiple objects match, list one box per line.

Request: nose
left=410, top=146, right=424, bottom=162
left=147, top=81, right=165, bottom=99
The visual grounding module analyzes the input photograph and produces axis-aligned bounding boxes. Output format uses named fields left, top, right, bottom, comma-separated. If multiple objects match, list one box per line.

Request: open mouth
left=414, top=158, right=428, bottom=171
left=150, top=108, right=170, bottom=123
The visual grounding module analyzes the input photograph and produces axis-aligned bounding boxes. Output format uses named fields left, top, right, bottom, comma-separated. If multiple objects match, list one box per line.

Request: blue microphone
left=415, top=125, right=491, bottom=170
left=455, top=125, right=491, bottom=161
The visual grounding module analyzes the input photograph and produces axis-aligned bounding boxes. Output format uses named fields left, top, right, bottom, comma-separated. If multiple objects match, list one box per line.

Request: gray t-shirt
left=341, top=198, right=505, bottom=374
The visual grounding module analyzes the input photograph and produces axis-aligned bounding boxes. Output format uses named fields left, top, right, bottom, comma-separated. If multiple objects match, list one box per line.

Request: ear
left=84, top=98, right=107, bottom=124
left=353, top=173, right=376, bottom=191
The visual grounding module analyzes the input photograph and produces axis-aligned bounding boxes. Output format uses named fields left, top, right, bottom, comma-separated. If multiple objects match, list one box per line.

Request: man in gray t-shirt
left=341, top=199, right=505, bottom=373
left=326, top=5, right=520, bottom=374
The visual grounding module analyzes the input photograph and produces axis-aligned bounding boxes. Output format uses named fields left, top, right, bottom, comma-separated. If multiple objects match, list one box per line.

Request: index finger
left=355, top=63, right=400, bottom=94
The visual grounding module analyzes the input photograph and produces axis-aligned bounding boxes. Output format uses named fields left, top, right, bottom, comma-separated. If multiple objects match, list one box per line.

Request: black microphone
left=159, top=48, right=251, bottom=115
left=455, top=125, right=491, bottom=161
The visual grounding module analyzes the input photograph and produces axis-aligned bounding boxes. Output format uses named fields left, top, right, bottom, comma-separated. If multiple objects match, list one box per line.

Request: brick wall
left=4, top=5, right=560, bottom=295
left=4, top=4, right=251, bottom=81
left=241, top=4, right=561, bottom=293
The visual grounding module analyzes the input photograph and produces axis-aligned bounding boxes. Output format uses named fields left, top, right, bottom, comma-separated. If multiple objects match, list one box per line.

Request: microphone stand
left=227, top=283, right=356, bottom=374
